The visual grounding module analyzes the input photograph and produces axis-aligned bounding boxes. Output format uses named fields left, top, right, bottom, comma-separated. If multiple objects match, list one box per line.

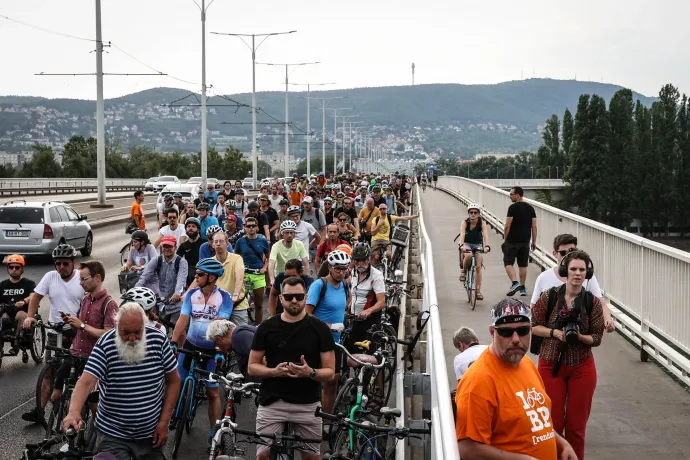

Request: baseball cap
left=160, top=236, right=177, bottom=247
left=490, top=298, right=531, bottom=326
left=258, top=194, right=269, bottom=201
left=303, top=196, right=313, bottom=204
left=225, top=214, right=237, bottom=222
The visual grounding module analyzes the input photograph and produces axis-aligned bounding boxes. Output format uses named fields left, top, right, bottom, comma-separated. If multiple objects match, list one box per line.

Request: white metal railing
left=438, top=176, right=690, bottom=386
left=415, top=184, right=461, bottom=460
left=0, top=178, right=146, bottom=189
left=477, top=178, right=566, bottom=188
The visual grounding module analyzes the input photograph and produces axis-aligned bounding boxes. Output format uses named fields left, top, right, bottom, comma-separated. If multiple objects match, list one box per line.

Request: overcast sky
left=1, top=0, right=688, bottom=100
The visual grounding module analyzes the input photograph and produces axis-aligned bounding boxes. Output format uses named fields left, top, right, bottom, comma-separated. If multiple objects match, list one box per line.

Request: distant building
left=473, top=152, right=518, bottom=160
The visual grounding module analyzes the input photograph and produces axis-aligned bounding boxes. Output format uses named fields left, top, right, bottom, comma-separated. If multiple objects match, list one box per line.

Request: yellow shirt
left=358, top=207, right=381, bottom=232
left=372, top=215, right=398, bottom=242
left=213, top=253, right=248, bottom=310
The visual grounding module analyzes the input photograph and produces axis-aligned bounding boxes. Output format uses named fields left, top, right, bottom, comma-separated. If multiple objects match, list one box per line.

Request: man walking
left=502, top=186, right=537, bottom=297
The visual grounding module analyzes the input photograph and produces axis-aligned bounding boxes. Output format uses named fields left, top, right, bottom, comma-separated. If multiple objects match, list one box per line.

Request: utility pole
left=329, top=108, right=351, bottom=174
left=339, top=116, right=359, bottom=174
left=94, top=0, right=107, bottom=207
left=200, top=0, right=208, bottom=190
left=411, top=62, right=415, bottom=86
left=292, top=83, right=335, bottom=177
left=211, top=30, right=296, bottom=188
left=311, top=97, right=345, bottom=174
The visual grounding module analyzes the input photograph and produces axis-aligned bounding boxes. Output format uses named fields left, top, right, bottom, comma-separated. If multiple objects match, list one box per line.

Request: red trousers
left=538, top=355, right=597, bottom=460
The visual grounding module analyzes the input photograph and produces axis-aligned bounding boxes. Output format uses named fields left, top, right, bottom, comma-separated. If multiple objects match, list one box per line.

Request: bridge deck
left=419, top=188, right=690, bottom=460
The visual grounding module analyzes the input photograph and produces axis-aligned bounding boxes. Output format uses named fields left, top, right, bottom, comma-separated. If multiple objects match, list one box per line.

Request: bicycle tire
left=390, top=247, right=402, bottom=272
left=330, top=378, right=358, bottom=449
left=369, top=362, right=394, bottom=408
left=37, top=364, right=57, bottom=435
left=215, top=432, right=236, bottom=457
left=465, top=270, right=473, bottom=304
left=119, top=243, right=131, bottom=266
left=172, top=382, right=192, bottom=459
left=380, top=324, right=397, bottom=369
left=31, top=326, right=46, bottom=363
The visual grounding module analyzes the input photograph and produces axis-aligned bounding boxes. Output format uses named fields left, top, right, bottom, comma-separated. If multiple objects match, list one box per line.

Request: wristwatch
left=309, top=368, right=317, bottom=380
left=80, top=322, right=86, bottom=330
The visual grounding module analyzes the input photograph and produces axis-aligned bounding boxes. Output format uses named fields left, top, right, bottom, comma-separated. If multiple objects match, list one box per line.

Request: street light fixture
left=257, top=61, right=320, bottom=175
left=310, top=97, right=345, bottom=174
left=337, top=115, right=359, bottom=174
left=292, top=82, right=335, bottom=177
left=211, top=30, right=296, bottom=189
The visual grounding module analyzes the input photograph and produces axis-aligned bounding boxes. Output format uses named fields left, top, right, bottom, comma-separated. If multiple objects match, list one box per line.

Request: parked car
left=154, top=176, right=180, bottom=191
left=144, top=177, right=159, bottom=191
left=0, top=200, right=93, bottom=256
left=242, top=177, right=255, bottom=189
left=158, top=184, right=201, bottom=206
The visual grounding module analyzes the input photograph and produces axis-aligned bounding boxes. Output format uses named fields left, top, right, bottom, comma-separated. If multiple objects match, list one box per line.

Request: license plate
left=5, top=230, right=29, bottom=237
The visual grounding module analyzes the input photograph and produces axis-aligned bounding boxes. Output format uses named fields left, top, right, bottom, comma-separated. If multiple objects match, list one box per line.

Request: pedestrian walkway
left=419, top=188, right=690, bottom=460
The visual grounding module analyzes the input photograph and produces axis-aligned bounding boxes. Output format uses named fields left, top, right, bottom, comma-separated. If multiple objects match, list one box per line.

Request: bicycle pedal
left=22, top=351, right=29, bottom=363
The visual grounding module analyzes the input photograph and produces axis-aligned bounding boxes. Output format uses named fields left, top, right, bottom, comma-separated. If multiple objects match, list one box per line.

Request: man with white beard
left=63, top=303, right=180, bottom=460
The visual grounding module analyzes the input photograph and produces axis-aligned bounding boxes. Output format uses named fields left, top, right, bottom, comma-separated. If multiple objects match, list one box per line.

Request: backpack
left=312, top=277, right=350, bottom=313
left=374, top=215, right=394, bottom=240
left=529, top=285, right=594, bottom=355
left=155, top=255, right=181, bottom=279
left=80, top=294, right=115, bottom=329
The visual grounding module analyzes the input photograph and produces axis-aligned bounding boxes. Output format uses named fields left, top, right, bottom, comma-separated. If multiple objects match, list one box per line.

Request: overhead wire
left=0, top=13, right=96, bottom=42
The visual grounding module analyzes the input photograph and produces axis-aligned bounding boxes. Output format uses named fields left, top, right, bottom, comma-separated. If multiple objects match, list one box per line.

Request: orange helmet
left=335, top=244, right=352, bottom=256
left=7, top=254, right=25, bottom=266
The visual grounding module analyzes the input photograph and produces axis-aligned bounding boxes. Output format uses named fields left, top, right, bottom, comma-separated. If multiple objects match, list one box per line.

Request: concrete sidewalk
left=419, top=187, right=690, bottom=460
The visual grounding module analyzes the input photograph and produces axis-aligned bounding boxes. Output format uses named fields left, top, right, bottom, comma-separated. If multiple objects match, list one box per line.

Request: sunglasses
left=331, top=266, right=349, bottom=272
left=55, top=261, right=71, bottom=267
left=469, top=211, right=479, bottom=215
left=282, top=293, right=305, bottom=301
left=8, top=265, right=22, bottom=271
left=379, top=208, right=387, bottom=211
left=194, top=271, right=208, bottom=278
left=557, top=248, right=576, bottom=257
left=161, top=245, right=174, bottom=249
left=494, top=326, right=531, bottom=337
left=167, top=216, right=178, bottom=220
left=339, top=218, right=348, bottom=222
left=245, top=224, right=258, bottom=228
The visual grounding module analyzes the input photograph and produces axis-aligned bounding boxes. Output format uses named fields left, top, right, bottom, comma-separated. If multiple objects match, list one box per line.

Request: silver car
left=0, top=200, right=93, bottom=256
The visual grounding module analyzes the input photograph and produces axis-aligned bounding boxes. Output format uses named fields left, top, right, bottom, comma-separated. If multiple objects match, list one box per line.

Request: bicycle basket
left=390, top=224, right=410, bottom=247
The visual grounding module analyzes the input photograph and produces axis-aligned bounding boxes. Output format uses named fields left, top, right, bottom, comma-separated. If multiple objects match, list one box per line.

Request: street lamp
left=257, top=61, right=320, bottom=175
left=211, top=30, right=296, bottom=189
left=531, top=166, right=534, bottom=179
left=328, top=107, right=351, bottom=174
left=292, top=82, right=335, bottom=177
left=347, top=121, right=366, bottom=172
left=337, top=115, right=359, bottom=174
left=310, top=97, right=345, bottom=176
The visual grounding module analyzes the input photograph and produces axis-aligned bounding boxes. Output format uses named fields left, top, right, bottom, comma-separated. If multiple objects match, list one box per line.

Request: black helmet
left=52, top=244, right=77, bottom=260
left=279, top=198, right=289, bottom=206
left=197, top=202, right=210, bottom=211
left=173, top=192, right=183, bottom=198
left=131, top=230, right=149, bottom=244
left=372, top=186, right=381, bottom=194
left=164, top=194, right=173, bottom=201
left=352, top=242, right=371, bottom=261
left=247, top=201, right=259, bottom=210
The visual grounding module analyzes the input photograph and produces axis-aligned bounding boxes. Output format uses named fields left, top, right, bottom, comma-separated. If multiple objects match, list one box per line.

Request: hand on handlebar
left=62, top=412, right=83, bottom=434
left=22, top=317, right=36, bottom=330
left=214, top=353, right=226, bottom=365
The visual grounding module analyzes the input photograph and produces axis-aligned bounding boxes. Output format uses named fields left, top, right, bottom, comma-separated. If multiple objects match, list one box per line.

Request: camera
left=559, top=296, right=583, bottom=345
left=563, top=322, right=580, bottom=345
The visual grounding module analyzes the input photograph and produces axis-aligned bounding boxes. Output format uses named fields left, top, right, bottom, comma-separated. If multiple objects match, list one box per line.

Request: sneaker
left=506, top=282, right=522, bottom=297
left=21, top=407, right=41, bottom=424
left=207, top=436, right=214, bottom=454
left=520, top=288, right=527, bottom=297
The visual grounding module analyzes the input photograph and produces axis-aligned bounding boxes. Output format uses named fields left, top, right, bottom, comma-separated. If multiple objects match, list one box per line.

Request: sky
left=1, top=0, right=688, bottom=100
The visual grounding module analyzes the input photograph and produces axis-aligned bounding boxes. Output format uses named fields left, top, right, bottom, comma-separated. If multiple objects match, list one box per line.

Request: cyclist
left=206, top=319, right=256, bottom=380
left=370, top=203, right=418, bottom=265
left=176, top=217, right=204, bottom=287
left=154, top=207, right=184, bottom=247
left=121, top=230, right=157, bottom=271
left=158, top=194, right=177, bottom=228
left=248, top=275, right=335, bottom=460
left=314, top=224, right=350, bottom=273
left=234, top=216, right=270, bottom=324
left=452, top=326, right=487, bottom=382
left=269, top=259, right=315, bottom=317
left=173, top=192, right=184, bottom=210
left=0, top=254, right=35, bottom=355
left=269, top=221, right=310, bottom=286
left=457, top=203, right=491, bottom=301
left=131, top=190, right=146, bottom=231
left=287, top=205, right=321, bottom=261
left=306, top=249, right=352, bottom=414
left=358, top=198, right=381, bottom=246
left=199, top=224, right=225, bottom=260
left=122, top=286, right=166, bottom=334
left=349, top=243, right=386, bottom=344
left=22, top=244, right=83, bottom=424
left=197, top=202, right=219, bottom=241
left=171, top=258, right=234, bottom=450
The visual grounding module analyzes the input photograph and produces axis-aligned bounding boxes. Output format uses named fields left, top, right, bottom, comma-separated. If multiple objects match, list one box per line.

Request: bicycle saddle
left=354, top=340, right=371, bottom=351
left=347, top=353, right=379, bottom=369
left=379, top=406, right=402, bottom=417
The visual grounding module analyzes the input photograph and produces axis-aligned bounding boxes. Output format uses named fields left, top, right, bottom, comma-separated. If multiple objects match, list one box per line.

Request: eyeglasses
left=557, top=248, right=576, bottom=257
left=339, top=218, right=348, bottom=222
left=494, top=326, right=531, bottom=337
left=282, top=293, right=305, bottom=301
left=167, top=216, right=177, bottom=220
left=468, top=211, right=479, bottom=215
left=194, top=271, right=208, bottom=278
left=379, top=208, right=387, bottom=211
left=331, top=266, right=349, bottom=272
left=161, top=245, right=174, bottom=249
left=79, top=276, right=93, bottom=282
left=8, top=265, right=22, bottom=271
left=54, top=261, right=71, bottom=267
left=245, top=224, right=258, bottom=228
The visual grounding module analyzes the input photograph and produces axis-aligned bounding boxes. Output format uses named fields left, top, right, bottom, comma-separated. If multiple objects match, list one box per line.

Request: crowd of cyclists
left=2, top=171, right=427, bottom=460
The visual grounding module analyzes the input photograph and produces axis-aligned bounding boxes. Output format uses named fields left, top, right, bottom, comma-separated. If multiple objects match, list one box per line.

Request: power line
left=0, top=13, right=96, bottom=42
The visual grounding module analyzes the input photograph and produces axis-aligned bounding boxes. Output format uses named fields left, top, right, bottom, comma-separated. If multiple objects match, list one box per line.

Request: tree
left=296, top=154, right=338, bottom=176
left=257, top=160, right=272, bottom=179
left=633, top=101, right=654, bottom=234
left=563, top=95, right=590, bottom=211
left=562, top=108, right=574, bottom=157
left=605, top=89, right=635, bottom=229
left=21, top=145, right=62, bottom=177
left=676, top=95, right=690, bottom=235
left=0, top=163, right=17, bottom=178
left=536, top=114, right=560, bottom=178
left=61, top=136, right=97, bottom=177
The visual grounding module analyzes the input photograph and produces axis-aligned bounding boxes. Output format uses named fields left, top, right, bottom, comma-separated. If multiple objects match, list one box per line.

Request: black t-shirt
left=193, top=197, right=211, bottom=208
left=251, top=314, right=335, bottom=405
left=0, top=278, right=36, bottom=309
left=260, top=207, right=280, bottom=243
left=232, top=324, right=257, bottom=380
left=506, top=201, right=536, bottom=244
left=333, top=207, right=358, bottom=223
left=220, top=190, right=235, bottom=201
left=272, top=274, right=314, bottom=315
left=177, top=237, right=204, bottom=283
left=372, top=195, right=387, bottom=207
left=324, top=208, right=335, bottom=225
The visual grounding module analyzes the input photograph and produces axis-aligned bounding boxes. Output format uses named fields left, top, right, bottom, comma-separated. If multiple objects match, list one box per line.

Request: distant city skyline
left=2, top=0, right=689, bottom=100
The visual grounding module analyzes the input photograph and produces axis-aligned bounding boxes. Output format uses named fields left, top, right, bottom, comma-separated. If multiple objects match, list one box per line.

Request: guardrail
left=0, top=178, right=147, bottom=197
left=473, top=178, right=566, bottom=188
left=415, top=184, right=461, bottom=460
left=438, top=176, right=690, bottom=387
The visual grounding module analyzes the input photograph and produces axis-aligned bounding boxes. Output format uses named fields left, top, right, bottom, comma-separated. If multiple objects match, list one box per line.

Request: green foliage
left=296, top=154, right=338, bottom=176
left=257, top=160, right=272, bottom=178
left=562, top=109, right=574, bottom=156
left=20, top=144, right=62, bottom=177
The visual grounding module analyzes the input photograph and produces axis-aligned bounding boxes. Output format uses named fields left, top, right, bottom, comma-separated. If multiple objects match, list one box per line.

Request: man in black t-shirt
left=248, top=276, right=335, bottom=460
left=502, top=186, right=537, bottom=297
left=0, top=254, right=36, bottom=352
left=177, top=217, right=204, bottom=287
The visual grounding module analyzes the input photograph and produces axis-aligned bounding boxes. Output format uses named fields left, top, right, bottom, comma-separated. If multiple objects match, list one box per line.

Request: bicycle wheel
left=172, top=382, right=192, bottom=459
left=119, top=243, right=131, bottom=266
left=330, top=378, right=357, bottom=448
left=470, top=269, right=478, bottom=311
left=369, top=362, right=394, bottom=408
left=390, top=246, right=402, bottom=271
left=186, top=383, right=204, bottom=433
left=31, top=326, right=45, bottom=363
left=215, top=432, right=236, bottom=457
left=36, top=364, right=56, bottom=434
left=465, top=269, right=474, bottom=304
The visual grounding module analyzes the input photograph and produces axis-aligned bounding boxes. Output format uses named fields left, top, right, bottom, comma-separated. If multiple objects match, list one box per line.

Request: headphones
left=558, top=250, right=594, bottom=280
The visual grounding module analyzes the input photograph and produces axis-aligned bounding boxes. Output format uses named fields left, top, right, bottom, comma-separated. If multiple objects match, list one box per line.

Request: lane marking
left=0, top=398, right=34, bottom=421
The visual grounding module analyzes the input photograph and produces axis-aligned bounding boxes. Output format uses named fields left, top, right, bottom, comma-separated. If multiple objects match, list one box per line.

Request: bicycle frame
left=173, top=354, right=202, bottom=422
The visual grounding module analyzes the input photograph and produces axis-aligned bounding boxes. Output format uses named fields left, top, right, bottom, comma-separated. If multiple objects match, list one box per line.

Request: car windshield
left=148, top=177, right=158, bottom=182
left=159, top=176, right=175, bottom=182
left=0, top=207, right=44, bottom=224
left=188, top=177, right=201, bottom=182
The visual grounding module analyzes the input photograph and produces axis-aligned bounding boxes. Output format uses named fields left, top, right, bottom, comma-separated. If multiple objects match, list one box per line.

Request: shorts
left=177, top=341, right=218, bottom=389
left=245, top=273, right=266, bottom=291
left=462, top=243, right=483, bottom=253
left=95, top=431, right=164, bottom=460
left=502, top=241, right=530, bottom=268
left=255, top=400, right=322, bottom=456
left=349, top=310, right=383, bottom=346
left=230, top=309, right=249, bottom=325
left=0, top=304, right=26, bottom=320
left=371, top=239, right=390, bottom=252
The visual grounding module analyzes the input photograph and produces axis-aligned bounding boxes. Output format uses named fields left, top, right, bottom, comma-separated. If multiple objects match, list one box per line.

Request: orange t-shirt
left=289, top=191, right=303, bottom=206
left=131, top=201, right=145, bottom=230
left=455, top=349, right=558, bottom=459
left=317, top=177, right=326, bottom=188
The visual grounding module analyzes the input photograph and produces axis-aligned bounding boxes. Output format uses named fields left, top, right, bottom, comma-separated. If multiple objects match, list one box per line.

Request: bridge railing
left=438, top=176, right=690, bottom=387
left=0, top=178, right=147, bottom=196
left=475, top=178, right=566, bottom=188
left=415, top=184, right=461, bottom=460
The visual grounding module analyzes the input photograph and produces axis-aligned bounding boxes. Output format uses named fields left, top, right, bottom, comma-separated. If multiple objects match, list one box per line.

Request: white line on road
left=0, top=398, right=33, bottom=422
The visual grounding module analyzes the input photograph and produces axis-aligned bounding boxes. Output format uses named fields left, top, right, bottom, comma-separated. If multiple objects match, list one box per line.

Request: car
left=154, top=175, right=180, bottom=191
left=144, top=177, right=159, bottom=191
left=0, top=200, right=93, bottom=256
left=186, top=177, right=219, bottom=188
left=158, top=184, right=201, bottom=207
left=242, top=177, right=255, bottom=189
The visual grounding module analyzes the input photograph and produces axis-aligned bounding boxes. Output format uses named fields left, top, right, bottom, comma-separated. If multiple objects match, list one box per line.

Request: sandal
left=459, top=273, right=466, bottom=282
left=476, top=292, right=484, bottom=300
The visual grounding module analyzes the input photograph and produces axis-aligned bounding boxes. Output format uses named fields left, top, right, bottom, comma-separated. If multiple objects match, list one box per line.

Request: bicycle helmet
left=196, top=258, right=225, bottom=277
left=324, top=196, right=333, bottom=202
left=52, top=244, right=77, bottom=260
left=173, top=192, right=183, bottom=199
left=370, top=179, right=376, bottom=186
left=6, top=254, right=25, bottom=266
left=325, top=185, right=332, bottom=190
left=336, top=244, right=352, bottom=256
left=467, top=203, right=482, bottom=212
left=372, top=186, right=381, bottom=194
left=352, top=242, right=371, bottom=261
left=287, top=205, right=300, bottom=215
left=247, top=201, right=259, bottom=210
left=197, top=202, right=210, bottom=211
left=280, top=220, right=298, bottom=233
left=327, top=249, right=351, bottom=267
left=279, top=198, right=289, bottom=206
left=131, top=230, right=150, bottom=244
left=185, top=217, right=201, bottom=229
left=360, top=180, right=368, bottom=187
left=122, top=287, right=157, bottom=311
left=163, top=194, right=173, bottom=201
left=206, top=224, right=223, bottom=239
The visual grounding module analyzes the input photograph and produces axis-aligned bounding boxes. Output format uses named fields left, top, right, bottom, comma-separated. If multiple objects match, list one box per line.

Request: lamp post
left=211, top=30, right=296, bottom=189
left=531, top=166, right=534, bottom=179
left=257, top=62, right=320, bottom=175
left=346, top=121, right=365, bottom=172
left=338, top=116, right=359, bottom=174
left=291, top=83, right=335, bottom=178
left=328, top=107, right=351, bottom=175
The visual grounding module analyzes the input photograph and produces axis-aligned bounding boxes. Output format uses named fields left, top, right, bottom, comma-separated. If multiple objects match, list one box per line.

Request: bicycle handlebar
left=315, top=407, right=431, bottom=435
left=334, top=342, right=386, bottom=369
left=178, top=348, right=218, bottom=361
left=196, top=368, right=260, bottom=393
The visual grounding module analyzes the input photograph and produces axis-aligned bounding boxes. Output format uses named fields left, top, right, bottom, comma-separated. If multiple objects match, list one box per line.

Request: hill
left=0, top=79, right=656, bottom=157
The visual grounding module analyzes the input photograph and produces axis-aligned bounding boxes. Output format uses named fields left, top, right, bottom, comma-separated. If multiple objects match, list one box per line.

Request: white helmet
left=327, top=249, right=351, bottom=267
left=122, top=287, right=157, bottom=311
left=467, top=203, right=482, bottom=212
left=287, top=205, right=301, bottom=215
left=280, top=220, right=298, bottom=233
left=360, top=180, right=368, bottom=187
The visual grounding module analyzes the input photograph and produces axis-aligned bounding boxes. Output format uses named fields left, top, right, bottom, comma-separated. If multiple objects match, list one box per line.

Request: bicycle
left=119, top=241, right=132, bottom=266
left=170, top=347, right=220, bottom=459
left=20, top=428, right=93, bottom=460
left=0, top=306, right=45, bottom=370
left=243, top=278, right=256, bottom=324
left=458, top=244, right=488, bottom=310
left=317, top=406, right=431, bottom=460
left=198, top=369, right=260, bottom=460
left=219, top=421, right=322, bottom=460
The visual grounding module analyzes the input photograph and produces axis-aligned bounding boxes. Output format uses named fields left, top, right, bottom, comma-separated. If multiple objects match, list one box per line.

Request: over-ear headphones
left=558, top=250, right=594, bottom=280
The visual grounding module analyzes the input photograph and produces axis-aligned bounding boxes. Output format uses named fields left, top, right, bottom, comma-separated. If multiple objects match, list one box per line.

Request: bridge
left=420, top=176, right=690, bottom=460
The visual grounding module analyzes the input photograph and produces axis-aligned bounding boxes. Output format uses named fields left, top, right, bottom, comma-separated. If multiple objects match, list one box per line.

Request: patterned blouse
left=531, top=287, right=605, bottom=366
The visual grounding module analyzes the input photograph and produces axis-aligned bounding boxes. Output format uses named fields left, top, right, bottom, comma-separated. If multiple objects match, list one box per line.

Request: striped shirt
left=84, top=327, right=177, bottom=439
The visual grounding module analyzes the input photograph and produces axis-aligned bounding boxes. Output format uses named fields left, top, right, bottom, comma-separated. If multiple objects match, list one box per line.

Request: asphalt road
left=0, top=221, right=264, bottom=460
